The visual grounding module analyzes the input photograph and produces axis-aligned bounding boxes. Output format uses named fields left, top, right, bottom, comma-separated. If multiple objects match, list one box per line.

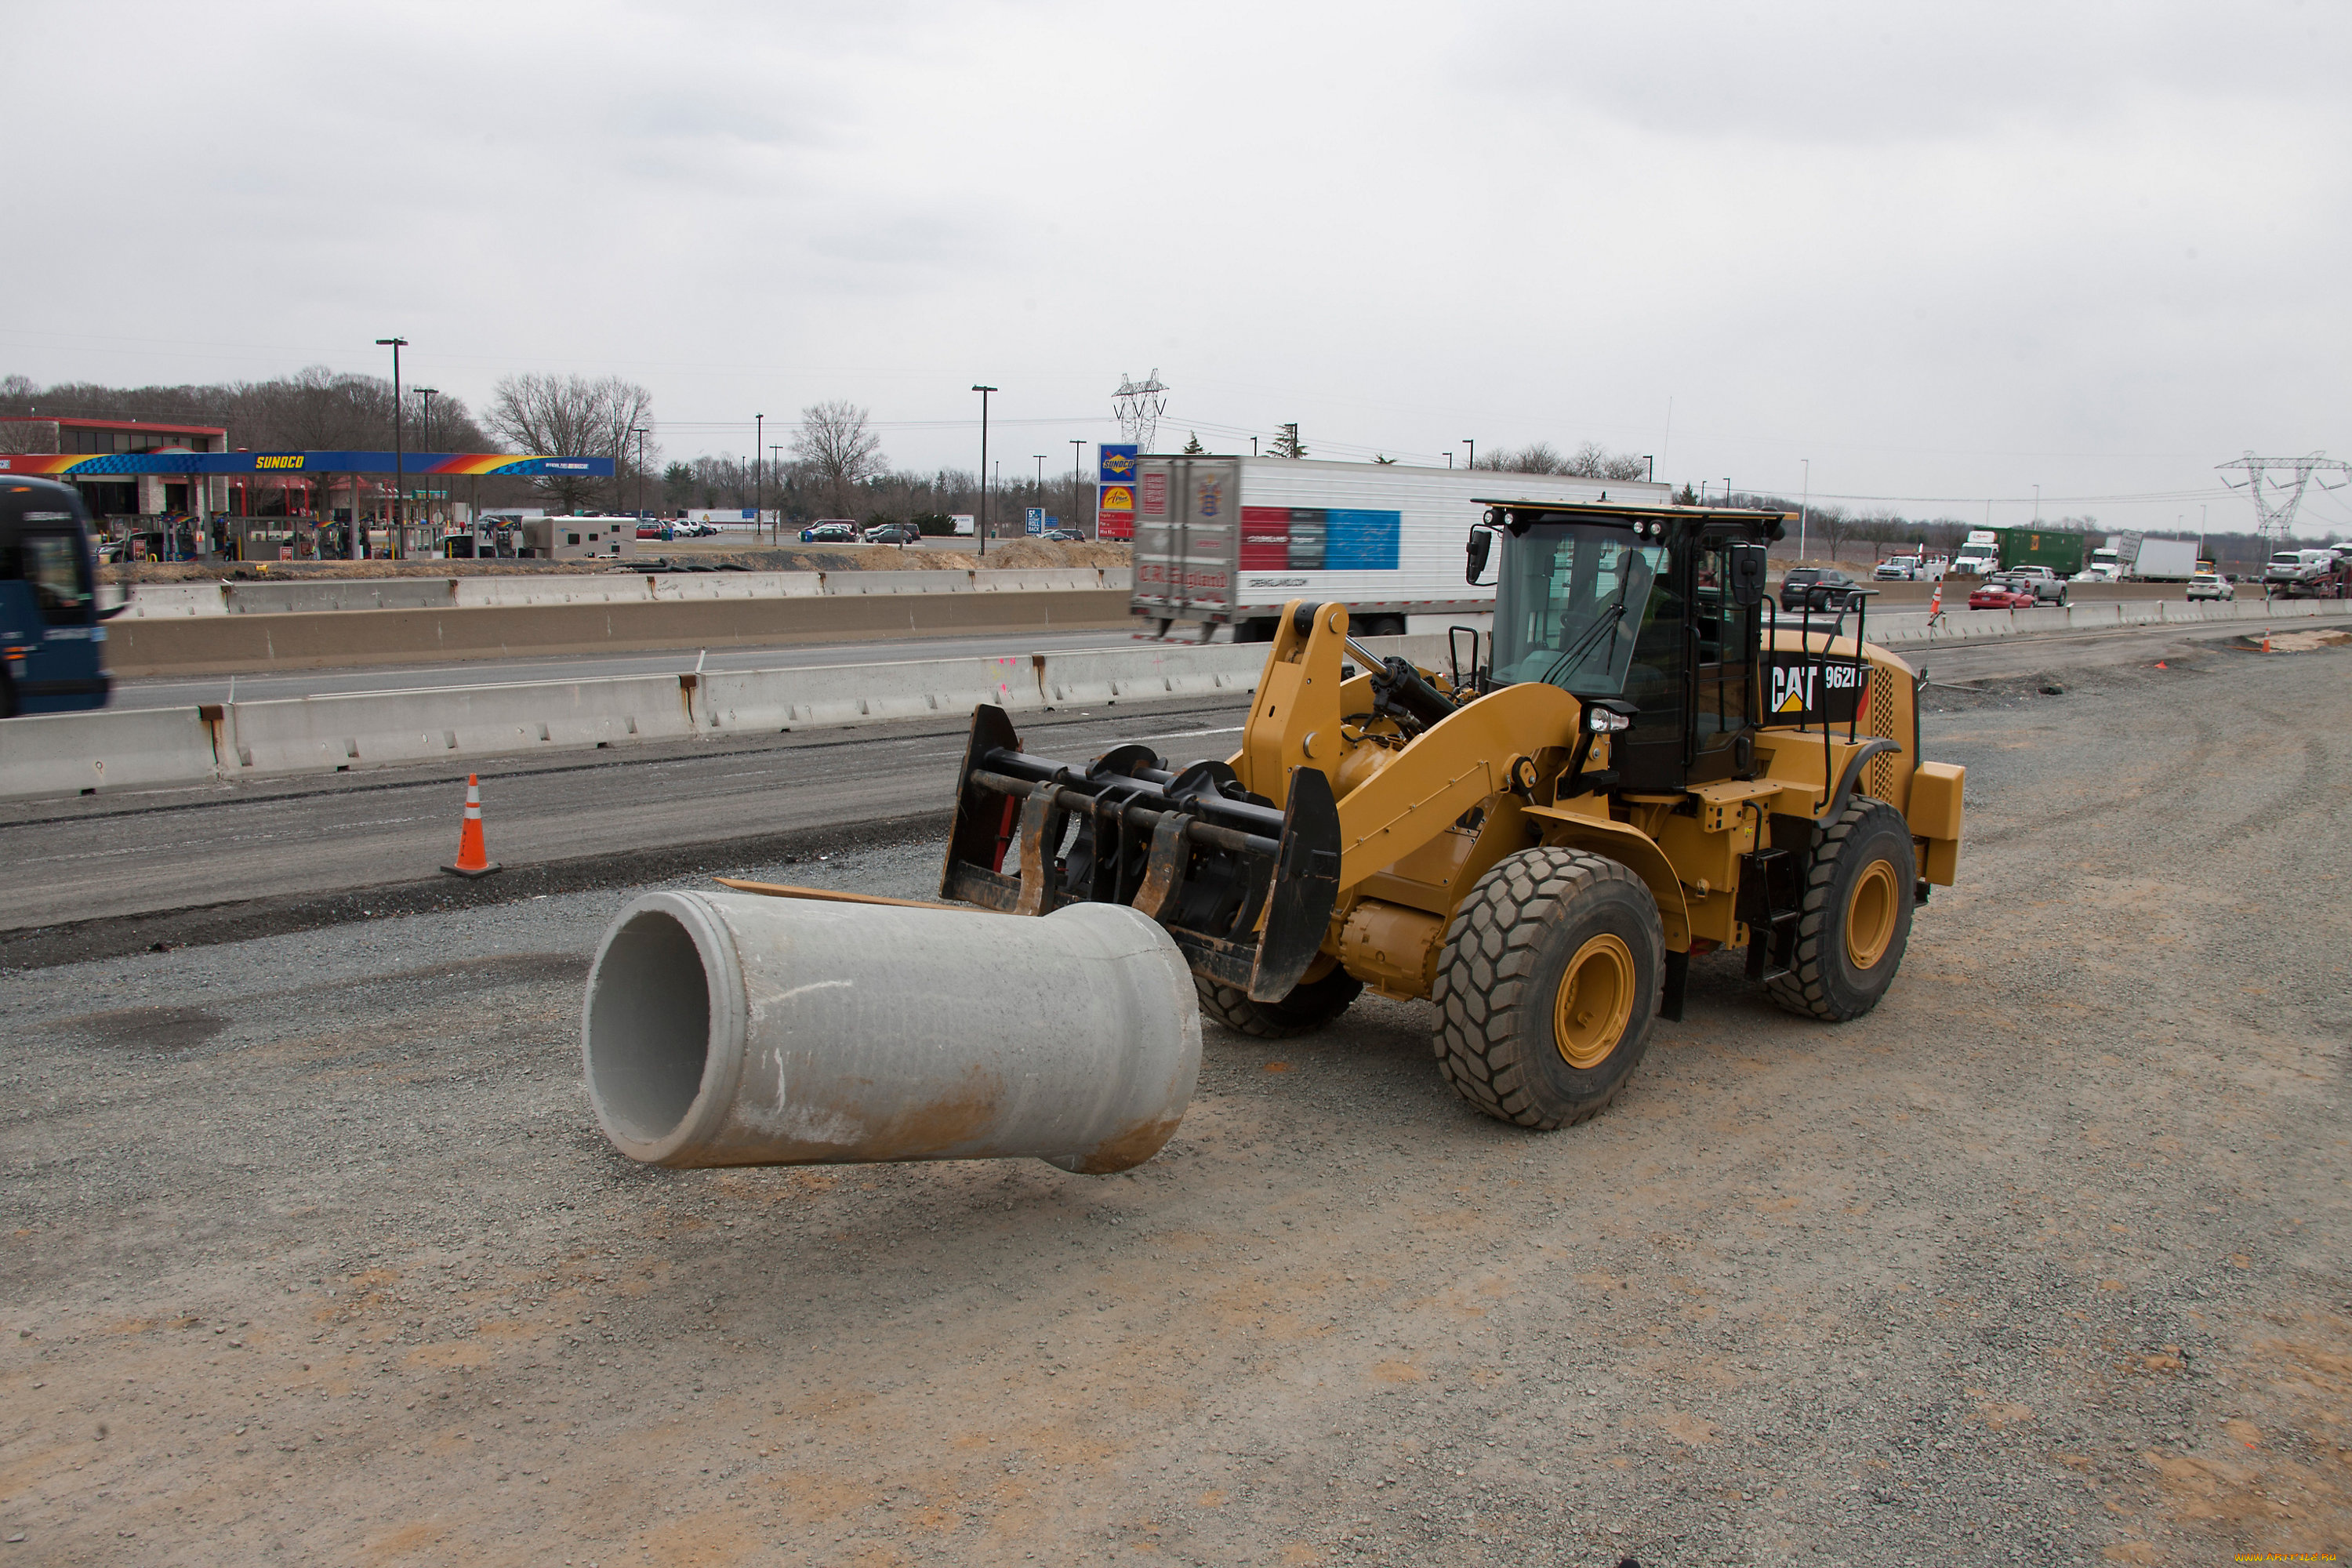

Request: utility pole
left=754, top=414, right=764, bottom=539
left=632, top=426, right=648, bottom=519
left=971, top=386, right=996, bottom=557
left=373, top=336, right=406, bottom=560
left=1070, top=438, right=1086, bottom=538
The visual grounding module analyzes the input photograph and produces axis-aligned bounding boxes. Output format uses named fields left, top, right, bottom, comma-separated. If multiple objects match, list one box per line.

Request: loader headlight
left=1586, top=707, right=1632, bottom=733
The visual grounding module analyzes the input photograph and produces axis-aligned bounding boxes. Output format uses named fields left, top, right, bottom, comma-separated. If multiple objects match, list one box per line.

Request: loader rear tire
left=1762, top=797, right=1916, bottom=1023
left=1193, top=963, right=1363, bottom=1040
left=1432, top=848, right=1663, bottom=1130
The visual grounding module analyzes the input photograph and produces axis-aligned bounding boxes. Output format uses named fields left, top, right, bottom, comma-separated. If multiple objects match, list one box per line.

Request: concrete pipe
left=582, top=890, right=1200, bottom=1174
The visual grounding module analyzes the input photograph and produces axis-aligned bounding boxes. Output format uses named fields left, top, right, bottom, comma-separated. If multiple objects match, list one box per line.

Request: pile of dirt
left=2238, top=627, right=2350, bottom=653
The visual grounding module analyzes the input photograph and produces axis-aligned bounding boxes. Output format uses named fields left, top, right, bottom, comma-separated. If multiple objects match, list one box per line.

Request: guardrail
left=118, top=566, right=1134, bottom=618
left=3, top=596, right=2336, bottom=803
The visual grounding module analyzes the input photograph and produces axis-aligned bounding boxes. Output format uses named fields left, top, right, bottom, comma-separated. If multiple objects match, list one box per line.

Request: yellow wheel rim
left=1553, top=934, right=1636, bottom=1069
left=1845, top=859, right=1899, bottom=970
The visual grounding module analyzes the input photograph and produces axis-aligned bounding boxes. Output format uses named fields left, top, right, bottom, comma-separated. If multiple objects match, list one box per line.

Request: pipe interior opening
left=586, top=909, right=713, bottom=1145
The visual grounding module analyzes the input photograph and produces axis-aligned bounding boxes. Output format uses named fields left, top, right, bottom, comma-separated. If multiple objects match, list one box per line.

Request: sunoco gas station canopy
left=0, top=451, right=615, bottom=478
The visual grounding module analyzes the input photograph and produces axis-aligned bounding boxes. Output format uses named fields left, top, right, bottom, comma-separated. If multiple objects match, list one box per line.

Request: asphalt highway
left=107, top=626, right=1147, bottom=710
left=5, top=615, right=2333, bottom=950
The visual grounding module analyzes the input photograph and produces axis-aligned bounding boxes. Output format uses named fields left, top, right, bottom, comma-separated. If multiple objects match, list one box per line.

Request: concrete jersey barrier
left=0, top=705, right=222, bottom=796
left=125, top=565, right=1134, bottom=619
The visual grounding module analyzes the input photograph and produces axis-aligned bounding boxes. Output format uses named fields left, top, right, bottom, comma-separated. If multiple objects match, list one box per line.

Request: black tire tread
left=1763, top=796, right=1910, bottom=1022
left=1192, top=967, right=1362, bottom=1040
left=1431, top=848, right=1658, bottom=1131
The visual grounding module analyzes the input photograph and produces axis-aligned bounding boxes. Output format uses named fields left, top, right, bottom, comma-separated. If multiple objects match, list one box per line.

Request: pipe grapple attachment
left=940, top=704, right=1341, bottom=1004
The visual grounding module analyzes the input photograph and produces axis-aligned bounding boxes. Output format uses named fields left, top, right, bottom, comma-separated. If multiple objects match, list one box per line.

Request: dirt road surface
left=2, top=638, right=2347, bottom=1566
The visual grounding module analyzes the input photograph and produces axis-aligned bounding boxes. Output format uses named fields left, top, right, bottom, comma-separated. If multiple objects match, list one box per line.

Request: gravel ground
left=1, top=639, right=2346, bottom=1566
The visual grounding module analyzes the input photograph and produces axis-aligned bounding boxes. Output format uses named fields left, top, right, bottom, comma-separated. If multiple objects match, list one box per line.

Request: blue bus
left=2, top=477, right=118, bottom=717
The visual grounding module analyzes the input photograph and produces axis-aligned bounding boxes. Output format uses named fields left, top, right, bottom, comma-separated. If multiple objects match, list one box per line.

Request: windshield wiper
left=1536, top=567, right=1640, bottom=691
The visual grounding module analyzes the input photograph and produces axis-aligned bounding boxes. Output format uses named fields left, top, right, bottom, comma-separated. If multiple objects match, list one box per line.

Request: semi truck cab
left=0, top=477, right=115, bottom=717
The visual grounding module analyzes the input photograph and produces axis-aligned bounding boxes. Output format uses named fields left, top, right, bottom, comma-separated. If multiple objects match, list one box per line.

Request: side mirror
left=1728, top=543, right=1768, bottom=607
left=1466, top=526, right=1495, bottom=586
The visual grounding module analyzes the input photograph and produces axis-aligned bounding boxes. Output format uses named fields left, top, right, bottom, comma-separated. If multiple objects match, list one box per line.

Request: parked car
left=634, top=522, right=670, bottom=540
left=1967, top=578, right=2038, bottom=610
left=2002, top=565, right=2069, bottom=604
left=800, top=521, right=859, bottom=543
left=2185, top=572, right=2235, bottom=602
left=1040, top=528, right=1087, bottom=543
left=1777, top=567, right=1860, bottom=610
left=862, top=522, right=923, bottom=545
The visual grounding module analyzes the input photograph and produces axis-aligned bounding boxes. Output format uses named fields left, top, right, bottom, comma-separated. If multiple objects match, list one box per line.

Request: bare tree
left=789, top=401, right=884, bottom=516
left=0, top=419, right=58, bottom=454
left=1477, top=441, right=1566, bottom=474
left=1479, top=439, right=1649, bottom=481
left=486, top=373, right=655, bottom=512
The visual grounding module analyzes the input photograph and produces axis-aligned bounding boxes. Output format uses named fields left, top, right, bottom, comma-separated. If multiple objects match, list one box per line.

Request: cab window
left=16, top=532, right=93, bottom=626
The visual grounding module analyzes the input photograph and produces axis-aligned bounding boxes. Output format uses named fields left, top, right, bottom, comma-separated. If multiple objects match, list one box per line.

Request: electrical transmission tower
left=1112, top=370, right=1167, bottom=452
left=2216, top=451, right=2350, bottom=544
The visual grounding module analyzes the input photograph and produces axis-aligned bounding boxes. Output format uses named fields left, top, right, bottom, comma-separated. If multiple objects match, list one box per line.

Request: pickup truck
left=2001, top=565, right=2070, bottom=605
left=1873, top=555, right=1922, bottom=581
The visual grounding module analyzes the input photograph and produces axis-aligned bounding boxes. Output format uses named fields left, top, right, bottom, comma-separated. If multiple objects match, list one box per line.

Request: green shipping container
left=1997, top=528, right=2085, bottom=575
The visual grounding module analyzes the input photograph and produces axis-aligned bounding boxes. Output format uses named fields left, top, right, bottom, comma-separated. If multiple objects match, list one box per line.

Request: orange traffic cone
left=442, top=774, right=503, bottom=878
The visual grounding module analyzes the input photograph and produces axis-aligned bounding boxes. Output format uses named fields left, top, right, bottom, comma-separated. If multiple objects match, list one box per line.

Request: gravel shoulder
left=1, top=638, right=2346, bottom=1566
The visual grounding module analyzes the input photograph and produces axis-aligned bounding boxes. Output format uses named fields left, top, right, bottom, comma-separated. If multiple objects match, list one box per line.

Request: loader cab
left=1474, top=501, right=1784, bottom=793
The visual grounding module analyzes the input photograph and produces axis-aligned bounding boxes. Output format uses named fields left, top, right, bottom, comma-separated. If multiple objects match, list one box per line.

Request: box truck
left=1130, top=456, right=1671, bottom=640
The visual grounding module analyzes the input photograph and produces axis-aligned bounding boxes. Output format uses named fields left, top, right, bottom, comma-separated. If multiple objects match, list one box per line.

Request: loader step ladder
left=1735, top=846, right=1805, bottom=983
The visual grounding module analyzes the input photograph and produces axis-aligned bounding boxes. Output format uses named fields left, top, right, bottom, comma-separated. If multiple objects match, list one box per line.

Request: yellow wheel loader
left=937, top=499, right=1965, bottom=1128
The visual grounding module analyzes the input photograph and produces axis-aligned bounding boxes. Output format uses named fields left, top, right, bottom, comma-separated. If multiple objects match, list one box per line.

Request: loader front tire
left=1762, top=797, right=1916, bottom=1022
left=1432, top=848, right=1664, bottom=1130
left=1193, top=962, right=1363, bottom=1040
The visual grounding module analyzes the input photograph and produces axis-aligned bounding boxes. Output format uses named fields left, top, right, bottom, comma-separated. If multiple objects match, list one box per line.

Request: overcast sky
left=9, top=1, right=2347, bottom=535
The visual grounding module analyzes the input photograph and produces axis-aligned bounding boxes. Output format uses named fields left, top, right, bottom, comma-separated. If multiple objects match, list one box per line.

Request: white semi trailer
left=1129, top=456, right=1671, bottom=641
left=2125, top=536, right=2198, bottom=582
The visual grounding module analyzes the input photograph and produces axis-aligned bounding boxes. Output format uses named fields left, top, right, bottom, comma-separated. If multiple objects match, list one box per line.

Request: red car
left=1967, top=579, right=2037, bottom=610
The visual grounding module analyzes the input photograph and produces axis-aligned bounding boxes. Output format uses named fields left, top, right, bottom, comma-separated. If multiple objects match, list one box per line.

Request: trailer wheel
left=1432, top=848, right=1663, bottom=1130
left=1763, top=797, right=1916, bottom=1023
left=1193, top=961, right=1363, bottom=1040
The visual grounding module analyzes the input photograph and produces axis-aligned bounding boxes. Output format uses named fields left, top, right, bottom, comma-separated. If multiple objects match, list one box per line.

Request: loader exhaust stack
left=582, top=891, right=1200, bottom=1173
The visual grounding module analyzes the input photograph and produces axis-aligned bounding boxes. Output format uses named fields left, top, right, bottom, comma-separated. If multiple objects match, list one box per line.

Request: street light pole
left=631, top=426, right=648, bottom=519
left=2032, top=484, right=2041, bottom=523
left=1463, top=438, right=1475, bottom=472
left=754, top=414, right=764, bottom=539
left=1033, top=456, right=1046, bottom=533
left=373, top=336, right=406, bottom=561
left=1799, top=459, right=1809, bottom=560
left=1070, top=438, right=1085, bottom=539
left=971, top=385, right=996, bottom=557
left=769, top=445, right=783, bottom=539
